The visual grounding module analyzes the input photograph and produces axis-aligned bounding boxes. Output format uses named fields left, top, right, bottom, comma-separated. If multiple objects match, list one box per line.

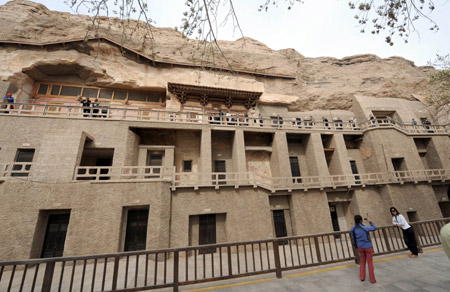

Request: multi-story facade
left=1, top=36, right=449, bottom=262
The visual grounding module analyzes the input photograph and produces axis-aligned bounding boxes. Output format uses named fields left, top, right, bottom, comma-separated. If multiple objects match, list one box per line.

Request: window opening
left=391, top=158, right=405, bottom=171
left=289, top=156, right=302, bottom=183
left=214, top=160, right=226, bottom=184
left=349, top=160, right=360, bottom=184
left=406, top=211, right=418, bottom=223
left=12, top=149, right=35, bottom=177
left=183, top=160, right=192, bottom=172
left=128, top=91, right=147, bottom=102
left=50, top=85, right=61, bottom=96
left=36, top=82, right=166, bottom=104
left=82, top=88, right=99, bottom=98
left=99, top=89, right=114, bottom=99
left=147, top=152, right=163, bottom=176
left=37, top=84, right=49, bottom=95
left=60, top=86, right=82, bottom=97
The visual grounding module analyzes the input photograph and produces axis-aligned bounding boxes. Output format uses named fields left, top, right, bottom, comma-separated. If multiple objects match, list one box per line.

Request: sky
left=1, top=0, right=449, bottom=66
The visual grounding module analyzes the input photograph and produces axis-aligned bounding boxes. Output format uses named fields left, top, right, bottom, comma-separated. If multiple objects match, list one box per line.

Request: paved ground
left=178, top=248, right=450, bottom=292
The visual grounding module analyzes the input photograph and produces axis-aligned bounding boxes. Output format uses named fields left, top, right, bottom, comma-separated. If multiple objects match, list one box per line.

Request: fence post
left=382, top=229, right=392, bottom=252
left=112, top=256, right=120, bottom=290
left=41, top=261, right=55, bottom=292
left=173, top=250, right=179, bottom=292
left=412, top=224, right=423, bottom=254
left=313, top=237, right=322, bottom=263
left=272, top=240, right=282, bottom=279
left=227, top=246, right=233, bottom=276
left=349, top=236, right=360, bottom=264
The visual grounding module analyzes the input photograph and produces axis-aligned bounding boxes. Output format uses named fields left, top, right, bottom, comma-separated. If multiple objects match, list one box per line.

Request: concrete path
left=179, top=248, right=450, bottom=292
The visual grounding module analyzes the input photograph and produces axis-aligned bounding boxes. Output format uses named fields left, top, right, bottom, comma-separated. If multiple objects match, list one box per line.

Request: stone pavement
left=178, top=248, right=450, bottom=292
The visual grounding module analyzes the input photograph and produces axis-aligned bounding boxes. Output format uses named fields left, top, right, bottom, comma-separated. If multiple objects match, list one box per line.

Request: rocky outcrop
left=0, top=0, right=437, bottom=110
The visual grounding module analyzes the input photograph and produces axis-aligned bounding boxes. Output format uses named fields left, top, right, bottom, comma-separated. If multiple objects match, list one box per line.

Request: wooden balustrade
left=1, top=218, right=448, bottom=292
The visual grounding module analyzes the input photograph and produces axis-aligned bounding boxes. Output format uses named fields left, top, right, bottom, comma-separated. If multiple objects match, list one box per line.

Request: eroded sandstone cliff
left=0, top=0, right=436, bottom=110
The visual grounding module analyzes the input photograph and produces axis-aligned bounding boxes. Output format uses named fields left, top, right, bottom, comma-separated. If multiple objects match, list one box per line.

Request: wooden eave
left=168, top=82, right=263, bottom=109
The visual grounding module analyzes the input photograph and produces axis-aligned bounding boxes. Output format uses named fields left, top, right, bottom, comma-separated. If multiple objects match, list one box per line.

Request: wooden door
left=124, top=209, right=149, bottom=251
left=41, top=214, right=70, bottom=258
left=273, top=210, right=287, bottom=238
left=199, top=214, right=216, bottom=253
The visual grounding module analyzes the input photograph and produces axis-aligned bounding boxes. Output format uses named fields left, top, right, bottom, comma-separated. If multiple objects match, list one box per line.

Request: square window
left=183, top=160, right=192, bottom=172
left=37, top=84, right=49, bottom=95
left=50, top=85, right=61, bottom=96
left=60, top=86, right=82, bottom=97
left=12, top=149, right=35, bottom=177
left=128, top=91, right=147, bottom=102
left=15, top=149, right=35, bottom=162
left=99, top=89, right=113, bottom=99
left=113, top=90, right=127, bottom=100
left=82, top=88, right=99, bottom=98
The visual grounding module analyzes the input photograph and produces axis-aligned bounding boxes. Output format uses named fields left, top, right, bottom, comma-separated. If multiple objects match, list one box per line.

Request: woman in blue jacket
left=351, top=215, right=377, bottom=283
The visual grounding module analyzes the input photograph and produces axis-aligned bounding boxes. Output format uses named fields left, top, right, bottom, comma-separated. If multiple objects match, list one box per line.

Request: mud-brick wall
left=0, top=181, right=170, bottom=261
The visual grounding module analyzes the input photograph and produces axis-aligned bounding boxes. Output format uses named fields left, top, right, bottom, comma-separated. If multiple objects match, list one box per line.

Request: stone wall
left=0, top=1, right=439, bottom=113
left=0, top=181, right=171, bottom=261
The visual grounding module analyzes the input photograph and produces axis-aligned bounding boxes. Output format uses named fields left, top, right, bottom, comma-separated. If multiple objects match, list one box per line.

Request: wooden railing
left=0, top=218, right=448, bottom=292
left=1, top=103, right=449, bottom=134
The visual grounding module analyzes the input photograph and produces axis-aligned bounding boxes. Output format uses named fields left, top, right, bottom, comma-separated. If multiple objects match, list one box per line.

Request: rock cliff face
left=0, top=0, right=436, bottom=110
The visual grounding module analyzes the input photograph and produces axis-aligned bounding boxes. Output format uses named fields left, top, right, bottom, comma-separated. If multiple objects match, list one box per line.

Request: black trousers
left=402, top=227, right=419, bottom=255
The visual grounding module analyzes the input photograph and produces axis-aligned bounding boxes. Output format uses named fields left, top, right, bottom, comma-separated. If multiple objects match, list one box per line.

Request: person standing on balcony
left=351, top=215, right=377, bottom=283
left=92, top=98, right=100, bottom=118
left=2, top=92, right=15, bottom=113
left=390, top=207, right=419, bottom=258
left=78, top=96, right=91, bottom=117
left=225, top=110, right=231, bottom=125
left=369, top=114, right=376, bottom=127
left=218, top=109, right=224, bottom=124
left=322, top=116, right=329, bottom=129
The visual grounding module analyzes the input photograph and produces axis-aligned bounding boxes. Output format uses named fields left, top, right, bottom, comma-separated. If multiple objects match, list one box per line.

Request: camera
left=364, top=218, right=368, bottom=221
